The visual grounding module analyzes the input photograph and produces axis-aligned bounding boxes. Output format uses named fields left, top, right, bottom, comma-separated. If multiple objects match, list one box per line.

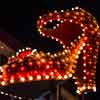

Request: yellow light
left=20, top=77, right=25, bottom=82
left=54, top=53, right=57, bottom=57
left=75, top=6, right=79, bottom=10
left=64, top=49, right=68, bottom=53
left=73, top=16, right=77, bottom=19
left=80, top=46, right=83, bottom=50
left=81, top=12, right=84, bottom=15
left=87, top=86, right=91, bottom=89
left=29, top=76, right=33, bottom=81
left=93, top=86, right=96, bottom=92
left=41, top=59, right=45, bottom=63
left=1, top=81, right=6, bottom=86
left=45, top=75, right=49, bottom=79
left=76, top=90, right=80, bottom=94
left=50, top=72, right=54, bottom=75
left=77, top=51, right=81, bottom=54
left=39, top=16, right=42, bottom=19
left=78, top=36, right=81, bottom=39
left=64, top=75, right=68, bottom=79
left=18, top=97, right=22, bottom=100
left=47, top=52, right=50, bottom=55
left=0, top=91, right=4, bottom=94
left=58, top=75, right=62, bottom=79
left=10, top=79, right=14, bottom=83
left=62, top=52, right=65, bottom=55
left=82, top=86, right=86, bottom=90
left=75, top=55, right=79, bottom=59
left=37, top=75, right=41, bottom=80
left=38, top=28, right=41, bottom=32
left=0, top=67, right=3, bottom=72
left=82, top=43, right=86, bottom=46
left=40, top=25, right=42, bottom=28
left=36, top=54, right=40, bottom=58
left=5, top=93, right=8, bottom=96
left=69, top=73, right=72, bottom=77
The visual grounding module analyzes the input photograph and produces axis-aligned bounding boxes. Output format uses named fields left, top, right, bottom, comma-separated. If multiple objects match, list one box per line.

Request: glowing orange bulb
left=11, top=64, right=16, bottom=68
left=37, top=75, right=41, bottom=80
left=58, top=75, right=62, bottom=79
left=49, top=61, right=53, bottom=64
left=50, top=72, right=54, bottom=75
left=41, top=59, right=45, bottom=63
left=83, top=56, right=86, bottom=60
left=0, top=91, right=4, bottom=94
left=45, top=75, right=49, bottom=79
left=10, top=79, right=14, bottom=83
left=64, top=75, right=68, bottom=79
left=69, top=73, right=72, bottom=77
left=20, top=77, right=25, bottom=82
left=76, top=90, right=80, bottom=94
left=93, top=86, right=96, bottom=92
left=37, top=61, right=41, bottom=65
left=36, top=54, right=40, bottom=58
left=49, top=12, right=53, bottom=16
left=82, top=86, right=86, bottom=90
left=87, top=86, right=91, bottom=89
left=29, top=76, right=33, bottom=81
left=1, top=81, right=6, bottom=86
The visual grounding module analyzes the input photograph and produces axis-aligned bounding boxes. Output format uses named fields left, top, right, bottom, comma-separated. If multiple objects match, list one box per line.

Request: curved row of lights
left=37, top=6, right=100, bottom=94
left=0, top=37, right=86, bottom=85
left=0, top=6, right=99, bottom=100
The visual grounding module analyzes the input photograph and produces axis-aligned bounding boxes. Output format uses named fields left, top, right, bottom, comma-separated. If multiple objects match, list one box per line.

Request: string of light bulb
left=0, top=6, right=99, bottom=99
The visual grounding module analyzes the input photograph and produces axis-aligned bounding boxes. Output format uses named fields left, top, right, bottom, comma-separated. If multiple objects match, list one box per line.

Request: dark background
left=0, top=0, right=100, bottom=99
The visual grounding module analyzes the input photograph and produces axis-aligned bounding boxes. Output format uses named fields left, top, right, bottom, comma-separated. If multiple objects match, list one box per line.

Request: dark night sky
left=0, top=0, right=100, bottom=99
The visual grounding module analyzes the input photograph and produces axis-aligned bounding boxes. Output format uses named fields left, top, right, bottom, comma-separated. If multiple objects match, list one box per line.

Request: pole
left=57, top=84, right=61, bottom=100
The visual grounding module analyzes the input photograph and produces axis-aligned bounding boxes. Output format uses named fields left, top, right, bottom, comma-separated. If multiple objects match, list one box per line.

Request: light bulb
left=37, top=75, right=41, bottom=80
left=20, top=77, right=25, bottom=82
left=29, top=76, right=33, bottom=81
left=1, top=81, right=6, bottom=86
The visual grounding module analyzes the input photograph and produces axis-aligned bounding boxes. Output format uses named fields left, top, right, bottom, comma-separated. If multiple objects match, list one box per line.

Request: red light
left=28, top=62, right=33, bottom=66
left=37, top=61, right=41, bottom=65
left=11, top=64, right=16, bottom=68
left=20, top=66, right=25, bottom=71
left=42, top=72, right=46, bottom=76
